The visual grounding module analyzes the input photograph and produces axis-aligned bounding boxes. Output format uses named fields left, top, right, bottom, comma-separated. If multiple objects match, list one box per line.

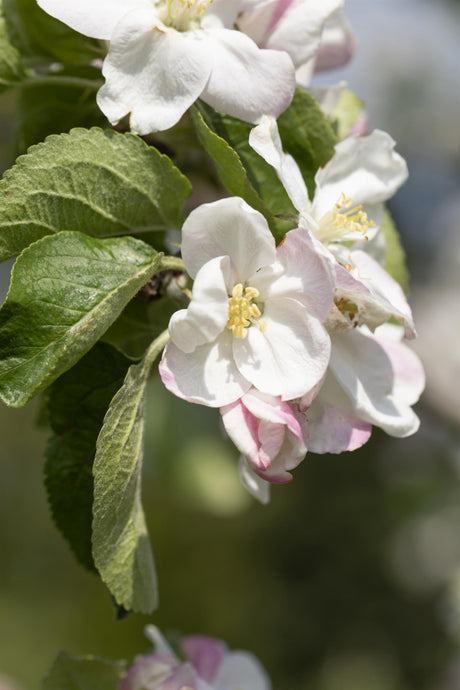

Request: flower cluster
left=120, top=625, right=270, bottom=690
left=36, top=0, right=424, bottom=493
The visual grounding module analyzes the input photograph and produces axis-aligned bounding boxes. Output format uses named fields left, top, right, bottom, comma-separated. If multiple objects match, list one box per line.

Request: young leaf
left=0, top=127, right=192, bottom=262
left=0, top=0, right=27, bottom=93
left=42, top=651, right=126, bottom=690
left=192, top=103, right=295, bottom=244
left=15, top=66, right=104, bottom=155
left=45, top=343, right=131, bottom=570
left=3, top=0, right=101, bottom=65
left=277, top=87, right=337, bottom=198
left=0, top=231, right=163, bottom=407
left=92, top=331, right=170, bottom=614
left=381, top=210, right=409, bottom=294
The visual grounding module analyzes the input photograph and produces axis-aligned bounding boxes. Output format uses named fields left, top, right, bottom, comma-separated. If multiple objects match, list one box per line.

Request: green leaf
left=45, top=343, right=131, bottom=570
left=4, top=0, right=102, bottom=64
left=277, top=87, right=337, bottom=198
left=15, top=66, right=105, bottom=155
left=381, top=210, right=409, bottom=294
left=42, top=651, right=126, bottom=690
left=0, top=231, right=163, bottom=407
left=92, top=330, right=170, bottom=614
left=192, top=103, right=295, bottom=244
left=0, top=0, right=27, bottom=93
left=0, top=127, right=192, bottom=262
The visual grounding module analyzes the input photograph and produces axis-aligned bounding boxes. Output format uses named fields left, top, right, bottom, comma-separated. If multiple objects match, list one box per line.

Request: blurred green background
left=2, top=1, right=460, bottom=689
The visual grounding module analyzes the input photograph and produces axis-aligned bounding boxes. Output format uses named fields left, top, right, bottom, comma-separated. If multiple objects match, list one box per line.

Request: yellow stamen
left=317, top=192, right=376, bottom=244
left=226, top=283, right=267, bottom=338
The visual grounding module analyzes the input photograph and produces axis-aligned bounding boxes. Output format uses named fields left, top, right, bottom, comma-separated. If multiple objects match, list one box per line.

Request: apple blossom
left=220, top=388, right=307, bottom=484
left=120, top=625, right=271, bottom=690
left=249, top=118, right=415, bottom=335
left=300, top=324, right=425, bottom=454
left=159, top=197, right=334, bottom=407
left=237, top=0, right=349, bottom=84
left=36, top=0, right=296, bottom=134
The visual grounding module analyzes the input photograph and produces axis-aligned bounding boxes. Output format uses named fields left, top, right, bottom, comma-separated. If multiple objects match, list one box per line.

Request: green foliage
left=15, top=66, right=104, bottom=154
left=45, top=343, right=130, bottom=570
left=0, top=231, right=162, bottom=407
left=381, top=210, right=409, bottom=293
left=277, top=87, right=337, bottom=198
left=329, top=88, right=364, bottom=140
left=4, top=0, right=101, bottom=64
left=92, top=332, right=170, bottom=614
left=192, top=102, right=296, bottom=244
left=0, top=127, right=192, bottom=262
left=42, top=651, right=126, bottom=690
left=0, top=0, right=28, bottom=93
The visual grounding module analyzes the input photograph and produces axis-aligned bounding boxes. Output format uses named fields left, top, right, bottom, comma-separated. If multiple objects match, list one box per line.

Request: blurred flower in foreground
left=120, top=625, right=270, bottom=690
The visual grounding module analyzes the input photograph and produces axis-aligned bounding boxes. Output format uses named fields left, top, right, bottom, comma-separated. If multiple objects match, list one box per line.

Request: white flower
left=37, top=0, right=296, bottom=134
left=221, top=388, right=307, bottom=484
left=300, top=324, right=425, bottom=454
left=237, top=0, right=346, bottom=82
left=249, top=117, right=415, bottom=335
left=159, top=197, right=334, bottom=407
left=120, top=625, right=271, bottom=690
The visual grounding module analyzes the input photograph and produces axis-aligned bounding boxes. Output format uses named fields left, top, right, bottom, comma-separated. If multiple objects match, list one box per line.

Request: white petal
left=249, top=116, right=310, bottom=213
left=372, top=325, right=425, bottom=406
left=201, top=29, right=295, bottom=122
left=255, top=227, right=334, bottom=320
left=238, top=455, right=271, bottom=505
left=212, top=651, right=271, bottom=690
left=345, top=251, right=416, bottom=337
left=233, top=298, right=330, bottom=400
left=312, top=130, right=408, bottom=223
left=202, top=0, right=242, bottom=29
left=36, top=0, right=149, bottom=39
left=221, top=399, right=261, bottom=465
left=159, top=331, right=250, bottom=407
left=330, top=328, right=421, bottom=436
left=97, top=12, right=211, bottom=134
left=169, top=256, right=230, bottom=354
left=265, top=0, right=344, bottom=68
left=314, top=9, right=355, bottom=73
left=181, top=197, right=276, bottom=281
left=144, top=625, right=178, bottom=660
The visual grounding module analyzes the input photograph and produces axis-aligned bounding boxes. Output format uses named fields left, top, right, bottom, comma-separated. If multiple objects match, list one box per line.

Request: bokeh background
left=1, top=0, right=460, bottom=688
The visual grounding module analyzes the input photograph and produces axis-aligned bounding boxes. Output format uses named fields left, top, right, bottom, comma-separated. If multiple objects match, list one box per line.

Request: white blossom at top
left=36, top=0, right=296, bottom=134
left=159, top=196, right=334, bottom=407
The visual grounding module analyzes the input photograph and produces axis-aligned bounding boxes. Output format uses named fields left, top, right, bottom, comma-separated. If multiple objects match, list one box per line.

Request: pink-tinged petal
left=97, top=12, right=211, bottom=134
left=169, top=256, right=230, bottom=354
left=257, top=227, right=334, bottom=320
left=254, top=421, right=306, bottom=483
left=233, top=298, right=330, bottom=400
left=212, top=651, right=271, bottom=690
left=264, top=0, right=344, bottom=68
left=181, top=197, right=276, bottom=281
left=314, top=10, right=355, bottom=73
left=257, top=419, right=285, bottom=468
left=305, top=398, right=372, bottom=454
left=36, top=0, right=150, bottom=39
left=330, top=328, right=421, bottom=437
left=181, top=636, right=227, bottom=683
left=119, top=654, right=177, bottom=690
left=312, top=130, right=408, bottom=224
left=347, top=251, right=416, bottom=337
left=238, top=455, right=271, bottom=504
left=371, top=324, right=425, bottom=406
left=249, top=116, right=310, bottom=214
left=220, top=399, right=261, bottom=466
left=242, top=389, right=303, bottom=438
left=162, top=662, right=202, bottom=690
left=237, top=0, right=287, bottom=46
left=160, top=331, right=251, bottom=407
left=201, top=29, right=295, bottom=122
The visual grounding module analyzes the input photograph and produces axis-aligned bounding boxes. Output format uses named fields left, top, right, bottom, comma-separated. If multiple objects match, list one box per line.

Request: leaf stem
left=20, top=75, right=102, bottom=91
left=143, top=329, right=170, bottom=373
left=159, top=255, right=186, bottom=272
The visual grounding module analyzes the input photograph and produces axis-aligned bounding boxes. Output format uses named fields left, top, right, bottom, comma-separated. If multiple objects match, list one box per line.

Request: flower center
left=155, top=0, right=213, bottom=31
left=226, top=283, right=267, bottom=339
left=316, top=193, right=375, bottom=244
